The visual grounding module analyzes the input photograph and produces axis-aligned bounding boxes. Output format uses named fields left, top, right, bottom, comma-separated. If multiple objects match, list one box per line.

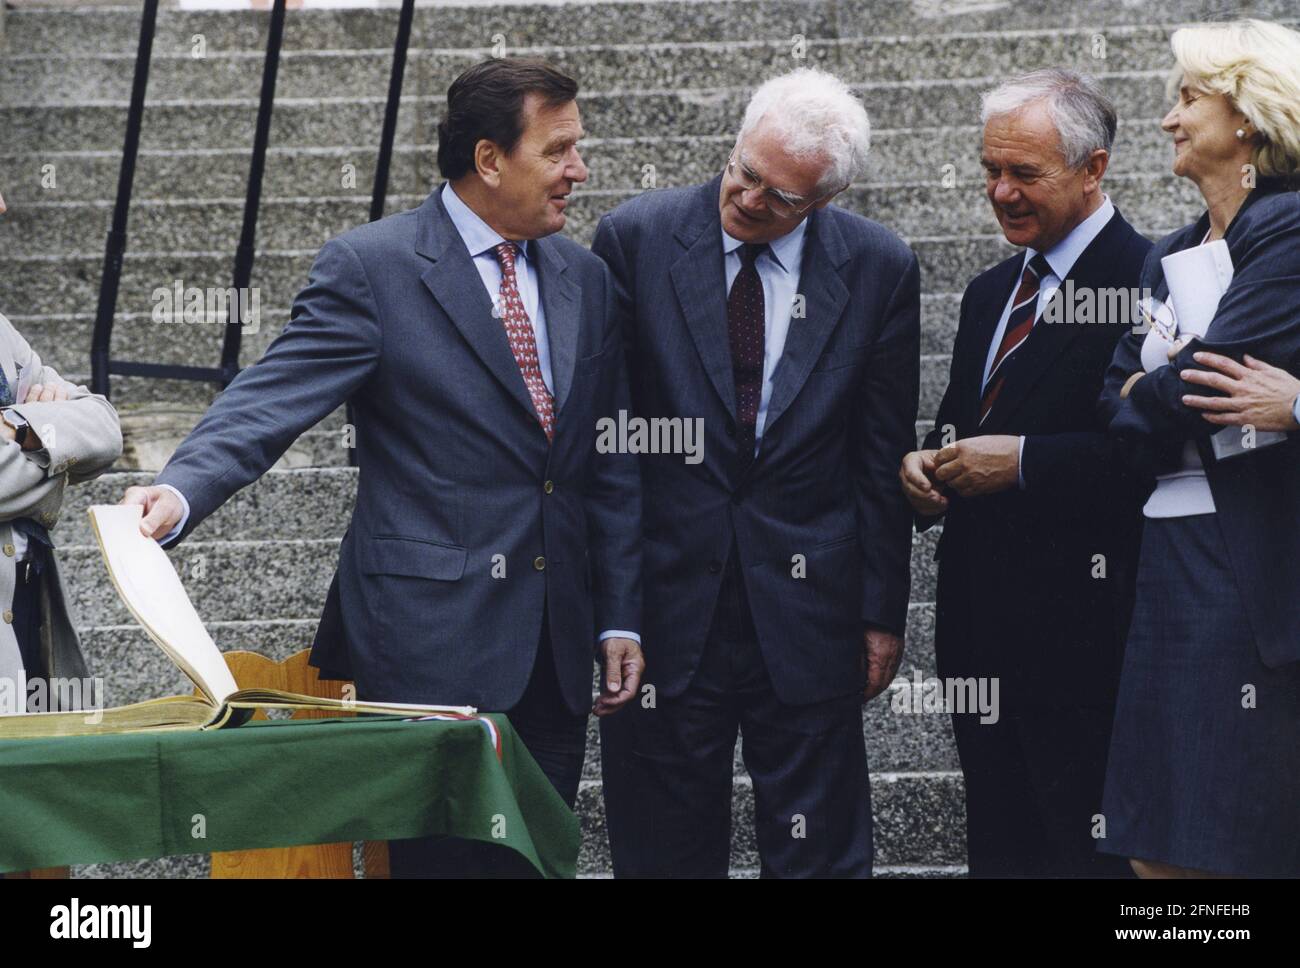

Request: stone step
left=1, top=23, right=1221, bottom=104
left=61, top=466, right=940, bottom=552
left=4, top=0, right=1279, bottom=56
left=0, top=172, right=1203, bottom=258
left=6, top=286, right=963, bottom=398
left=40, top=349, right=945, bottom=460
left=0, top=71, right=1174, bottom=152
left=53, top=524, right=941, bottom=627
left=0, top=227, right=1173, bottom=325
left=0, top=120, right=1183, bottom=203
left=575, top=770, right=967, bottom=874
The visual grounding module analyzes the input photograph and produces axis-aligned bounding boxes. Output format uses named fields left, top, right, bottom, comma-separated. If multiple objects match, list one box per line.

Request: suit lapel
left=534, top=237, right=579, bottom=414
left=415, top=189, right=545, bottom=424
left=980, top=210, right=1131, bottom=433
left=670, top=178, right=736, bottom=420
left=760, top=206, right=850, bottom=439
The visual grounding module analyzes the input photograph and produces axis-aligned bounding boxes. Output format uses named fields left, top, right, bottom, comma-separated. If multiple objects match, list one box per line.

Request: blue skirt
left=1099, top=514, right=1300, bottom=875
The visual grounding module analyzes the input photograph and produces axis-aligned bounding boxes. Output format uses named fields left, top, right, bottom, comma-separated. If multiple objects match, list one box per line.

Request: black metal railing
left=90, top=0, right=417, bottom=471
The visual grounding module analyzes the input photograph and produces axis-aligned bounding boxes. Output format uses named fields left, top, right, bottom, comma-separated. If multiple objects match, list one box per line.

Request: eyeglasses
left=725, top=151, right=839, bottom=219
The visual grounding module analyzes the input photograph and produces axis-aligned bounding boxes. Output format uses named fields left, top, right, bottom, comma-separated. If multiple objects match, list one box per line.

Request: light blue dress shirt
left=161, top=183, right=636, bottom=646
left=980, top=195, right=1115, bottom=489
left=440, top=182, right=554, bottom=394
left=721, top=218, right=808, bottom=453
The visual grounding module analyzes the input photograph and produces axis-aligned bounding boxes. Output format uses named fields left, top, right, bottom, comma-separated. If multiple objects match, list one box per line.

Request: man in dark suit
left=119, top=59, right=643, bottom=875
left=899, top=69, right=1152, bottom=876
left=594, top=68, right=920, bottom=877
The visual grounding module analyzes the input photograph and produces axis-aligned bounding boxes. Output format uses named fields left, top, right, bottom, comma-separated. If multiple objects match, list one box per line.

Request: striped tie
left=979, top=253, right=1052, bottom=424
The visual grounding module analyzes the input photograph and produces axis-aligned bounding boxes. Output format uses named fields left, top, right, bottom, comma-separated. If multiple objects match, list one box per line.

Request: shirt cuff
left=156, top=483, right=190, bottom=545
left=599, top=629, right=640, bottom=644
left=1292, top=394, right=1300, bottom=428
left=1017, top=435, right=1026, bottom=490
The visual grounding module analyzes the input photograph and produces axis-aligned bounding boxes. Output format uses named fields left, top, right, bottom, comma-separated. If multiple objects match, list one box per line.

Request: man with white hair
left=899, top=69, right=1151, bottom=876
left=593, top=68, right=920, bottom=877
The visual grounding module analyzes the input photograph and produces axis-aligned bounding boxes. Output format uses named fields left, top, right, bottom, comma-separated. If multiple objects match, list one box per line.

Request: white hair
left=980, top=68, right=1117, bottom=169
left=1169, top=19, right=1300, bottom=181
left=736, top=68, right=871, bottom=194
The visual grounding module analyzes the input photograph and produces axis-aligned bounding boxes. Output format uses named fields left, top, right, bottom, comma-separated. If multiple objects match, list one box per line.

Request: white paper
left=1162, top=240, right=1234, bottom=338
left=1162, top=240, right=1287, bottom=459
left=88, top=504, right=241, bottom=705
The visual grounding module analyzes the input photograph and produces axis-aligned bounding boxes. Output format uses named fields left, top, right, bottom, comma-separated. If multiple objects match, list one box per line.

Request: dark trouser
left=12, top=556, right=44, bottom=687
left=601, top=549, right=873, bottom=877
left=387, top=625, right=588, bottom=878
left=952, top=704, right=1132, bottom=878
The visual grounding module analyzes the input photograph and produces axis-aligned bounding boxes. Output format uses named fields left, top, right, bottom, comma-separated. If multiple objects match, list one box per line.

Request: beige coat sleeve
left=0, top=314, right=123, bottom=524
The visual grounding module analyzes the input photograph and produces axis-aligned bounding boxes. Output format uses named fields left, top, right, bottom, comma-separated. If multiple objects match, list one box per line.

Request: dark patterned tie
left=493, top=242, right=555, bottom=442
left=728, top=242, right=767, bottom=459
left=980, top=252, right=1052, bottom=424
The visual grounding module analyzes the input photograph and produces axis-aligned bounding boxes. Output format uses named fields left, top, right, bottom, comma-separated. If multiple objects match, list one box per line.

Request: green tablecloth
left=0, top=714, right=579, bottom=878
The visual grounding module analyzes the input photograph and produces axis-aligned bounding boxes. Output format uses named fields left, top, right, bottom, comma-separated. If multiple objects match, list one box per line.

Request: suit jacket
left=156, top=187, right=642, bottom=715
left=922, top=207, right=1152, bottom=708
left=592, top=177, right=920, bottom=706
left=0, top=312, right=123, bottom=706
left=1102, top=178, right=1300, bottom=669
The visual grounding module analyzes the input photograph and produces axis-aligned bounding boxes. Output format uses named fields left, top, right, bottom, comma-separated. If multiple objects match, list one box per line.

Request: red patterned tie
left=494, top=242, right=555, bottom=442
left=979, top=253, right=1052, bottom=424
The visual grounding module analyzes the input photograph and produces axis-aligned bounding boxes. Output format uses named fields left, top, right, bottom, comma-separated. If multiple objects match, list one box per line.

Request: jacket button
left=2, top=610, right=12, bottom=624
left=533, top=556, right=546, bottom=571
left=724, top=420, right=736, bottom=438
left=707, top=560, right=722, bottom=574
left=2, top=544, right=12, bottom=557
left=544, top=480, right=554, bottom=494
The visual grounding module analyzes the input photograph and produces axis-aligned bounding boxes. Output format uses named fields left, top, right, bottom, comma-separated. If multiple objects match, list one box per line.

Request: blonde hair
left=1168, top=19, right=1300, bottom=180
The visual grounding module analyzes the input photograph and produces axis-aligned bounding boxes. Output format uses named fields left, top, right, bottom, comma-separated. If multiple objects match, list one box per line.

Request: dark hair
left=436, top=59, right=579, bottom=180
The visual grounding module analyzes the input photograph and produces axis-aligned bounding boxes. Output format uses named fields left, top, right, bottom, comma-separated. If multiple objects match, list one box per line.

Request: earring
left=1236, top=128, right=1246, bottom=139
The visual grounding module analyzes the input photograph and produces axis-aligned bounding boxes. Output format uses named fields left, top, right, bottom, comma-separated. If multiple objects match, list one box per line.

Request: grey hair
left=979, top=68, right=1117, bottom=168
left=736, top=68, right=871, bottom=194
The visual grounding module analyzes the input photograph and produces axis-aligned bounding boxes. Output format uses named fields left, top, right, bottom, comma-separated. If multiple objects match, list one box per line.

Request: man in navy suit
left=120, top=59, right=643, bottom=875
left=595, top=68, right=920, bottom=877
left=899, top=69, right=1151, bottom=876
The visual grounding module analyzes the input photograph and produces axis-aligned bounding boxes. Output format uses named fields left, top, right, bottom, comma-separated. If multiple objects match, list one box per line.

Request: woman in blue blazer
left=1099, top=18, right=1300, bottom=877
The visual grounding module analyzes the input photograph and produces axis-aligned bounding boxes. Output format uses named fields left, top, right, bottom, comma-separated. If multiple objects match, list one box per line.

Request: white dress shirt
left=721, top=218, right=808, bottom=453
left=981, top=195, right=1115, bottom=489
left=162, top=182, right=636, bottom=646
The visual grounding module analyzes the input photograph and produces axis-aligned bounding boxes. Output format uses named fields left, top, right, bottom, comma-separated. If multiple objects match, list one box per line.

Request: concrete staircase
left=2, top=0, right=1285, bottom=877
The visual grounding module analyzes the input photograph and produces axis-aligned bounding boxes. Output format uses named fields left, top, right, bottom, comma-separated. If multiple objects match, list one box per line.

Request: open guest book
left=0, top=504, right=476, bottom=739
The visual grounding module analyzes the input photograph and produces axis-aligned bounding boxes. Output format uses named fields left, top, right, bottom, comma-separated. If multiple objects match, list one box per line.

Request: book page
left=87, top=505, right=239, bottom=706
